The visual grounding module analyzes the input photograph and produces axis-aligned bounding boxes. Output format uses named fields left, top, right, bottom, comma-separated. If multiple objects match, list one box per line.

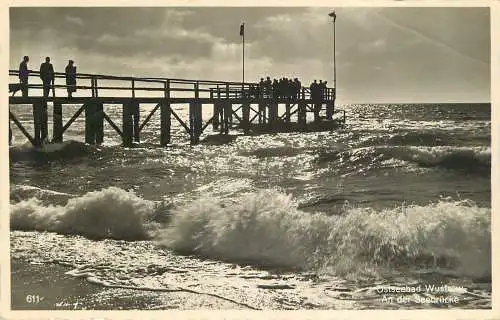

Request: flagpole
left=242, top=23, right=245, bottom=84
left=329, top=11, right=336, bottom=93
left=334, top=14, right=336, bottom=91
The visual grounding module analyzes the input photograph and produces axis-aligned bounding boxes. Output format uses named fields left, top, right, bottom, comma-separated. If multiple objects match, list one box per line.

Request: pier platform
left=8, top=70, right=346, bottom=147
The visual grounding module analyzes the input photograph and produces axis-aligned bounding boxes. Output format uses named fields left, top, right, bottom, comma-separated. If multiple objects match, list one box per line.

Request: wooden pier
left=8, top=70, right=346, bottom=147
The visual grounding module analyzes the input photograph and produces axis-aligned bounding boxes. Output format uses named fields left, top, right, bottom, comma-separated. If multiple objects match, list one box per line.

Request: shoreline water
left=12, top=259, right=251, bottom=310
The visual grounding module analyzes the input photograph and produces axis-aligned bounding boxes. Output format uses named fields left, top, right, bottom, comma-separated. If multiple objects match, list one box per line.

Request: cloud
left=9, top=7, right=490, bottom=103
left=64, top=15, right=84, bottom=26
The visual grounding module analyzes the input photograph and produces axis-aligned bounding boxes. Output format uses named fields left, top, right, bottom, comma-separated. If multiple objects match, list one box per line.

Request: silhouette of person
left=259, top=78, right=265, bottom=98
left=321, top=81, right=328, bottom=100
left=19, top=56, right=29, bottom=97
left=39, top=57, right=55, bottom=97
left=65, top=60, right=77, bottom=98
left=265, top=76, right=272, bottom=98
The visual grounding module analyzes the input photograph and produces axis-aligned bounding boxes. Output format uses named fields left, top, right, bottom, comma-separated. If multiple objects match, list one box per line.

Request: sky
left=9, top=7, right=490, bottom=103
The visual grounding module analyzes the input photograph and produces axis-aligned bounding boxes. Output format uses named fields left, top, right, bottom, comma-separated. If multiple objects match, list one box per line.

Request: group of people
left=18, top=56, right=77, bottom=98
left=243, top=76, right=331, bottom=102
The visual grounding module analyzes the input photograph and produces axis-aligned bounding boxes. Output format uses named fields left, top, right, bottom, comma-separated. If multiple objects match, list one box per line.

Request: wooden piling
left=32, top=102, right=42, bottom=147
left=242, top=103, right=250, bottom=134
left=313, top=103, right=321, bottom=122
left=122, top=102, right=133, bottom=147
left=213, top=103, right=221, bottom=131
left=85, top=102, right=97, bottom=144
left=160, top=101, right=171, bottom=146
left=223, top=102, right=230, bottom=135
left=258, top=103, right=265, bottom=124
left=131, top=101, right=140, bottom=142
left=41, top=102, right=48, bottom=143
left=269, top=102, right=278, bottom=127
left=326, top=101, right=334, bottom=120
left=298, top=102, right=307, bottom=129
left=189, top=102, right=202, bottom=145
left=53, top=102, right=63, bottom=143
left=160, top=81, right=171, bottom=146
left=95, top=102, right=104, bottom=144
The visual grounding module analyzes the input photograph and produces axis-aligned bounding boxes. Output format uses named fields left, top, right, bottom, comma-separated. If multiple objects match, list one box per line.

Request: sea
left=9, top=102, right=492, bottom=310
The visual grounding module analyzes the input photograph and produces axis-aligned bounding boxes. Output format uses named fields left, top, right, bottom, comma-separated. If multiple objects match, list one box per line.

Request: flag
left=328, top=10, right=336, bottom=22
left=240, top=23, right=245, bottom=37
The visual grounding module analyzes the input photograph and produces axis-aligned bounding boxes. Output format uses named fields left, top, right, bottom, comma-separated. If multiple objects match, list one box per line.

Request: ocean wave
left=316, top=146, right=490, bottom=174
left=10, top=187, right=160, bottom=240
left=11, top=185, right=76, bottom=205
left=359, top=131, right=456, bottom=147
left=10, top=186, right=491, bottom=279
left=159, top=189, right=491, bottom=279
left=9, top=140, right=99, bottom=162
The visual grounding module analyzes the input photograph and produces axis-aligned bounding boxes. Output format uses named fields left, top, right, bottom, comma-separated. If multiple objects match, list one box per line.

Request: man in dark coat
left=65, top=60, right=77, bottom=98
left=39, top=57, right=55, bottom=97
left=19, top=56, right=29, bottom=97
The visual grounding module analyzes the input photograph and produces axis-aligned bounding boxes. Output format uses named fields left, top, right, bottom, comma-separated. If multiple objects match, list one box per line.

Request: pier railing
left=9, top=69, right=344, bottom=148
left=9, top=70, right=335, bottom=102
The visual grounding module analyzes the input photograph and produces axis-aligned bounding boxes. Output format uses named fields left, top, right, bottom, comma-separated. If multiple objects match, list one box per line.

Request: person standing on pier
left=65, top=60, right=77, bottom=98
left=39, top=57, right=54, bottom=97
left=19, top=56, right=29, bottom=97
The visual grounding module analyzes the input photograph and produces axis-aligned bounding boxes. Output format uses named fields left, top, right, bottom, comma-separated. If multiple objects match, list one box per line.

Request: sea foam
left=10, top=186, right=491, bottom=278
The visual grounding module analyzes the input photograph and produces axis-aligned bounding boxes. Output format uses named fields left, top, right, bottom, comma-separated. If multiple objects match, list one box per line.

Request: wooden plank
left=139, top=103, right=160, bottom=132
left=9, top=111, right=36, bottom=146
left=103, top=112, right=123, bottom=139
left=170, top=108, right=191, bottom=135
left=62, top=104, right=85, bottom=133
left=201, top=116, right=214, bottom=134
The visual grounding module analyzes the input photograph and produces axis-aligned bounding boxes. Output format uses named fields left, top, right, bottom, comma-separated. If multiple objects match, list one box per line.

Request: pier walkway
left=8, top=70, right=346, bottom=147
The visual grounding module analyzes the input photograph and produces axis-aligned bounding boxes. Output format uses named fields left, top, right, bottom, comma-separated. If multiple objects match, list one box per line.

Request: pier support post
left=131, top=102, right=140, bottom=142
left=85, top=102, right=97, bottom=144
left=95, top=102, right=104, bottom=144
left=213, top=103, right=221, bottom=131
left=40, top=102, right=48, bottom=143
left=160, top=100, right=171, bottom=146
left=53, top=102, right=63, bottom=143
left=32, top=102, right=43, bottom=147
left=313, top=103, right=321, bottom=122
left=269, top=102, right=278, bottom=128
left=122, top=102, right=133, bottom=147
left=242, top=103, right=250, bottom=134
left=298, top=102, right=307, bottom=129
left=222, top=102, right=230, bottom=135
left=326, top=101, right=334, bottom=121
left=189, top=102, right=202, bottom=145
left=258, top=103, right=265, bottom=124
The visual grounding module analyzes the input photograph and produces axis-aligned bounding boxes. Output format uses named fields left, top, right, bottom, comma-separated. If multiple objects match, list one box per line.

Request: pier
left=8, top=70, right=346, bottom=147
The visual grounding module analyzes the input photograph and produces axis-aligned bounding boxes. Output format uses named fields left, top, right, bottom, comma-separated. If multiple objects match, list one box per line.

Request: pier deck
left=8, top=70, right=346, bottom=147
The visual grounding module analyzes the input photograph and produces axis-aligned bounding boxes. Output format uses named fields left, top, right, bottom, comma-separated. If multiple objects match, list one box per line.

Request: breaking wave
left=10, top=187, right=160, bottom=240
left=9, top=140, right=99, bottom=162
left=10, top=186, right=491, bottom=279
left=317, top=146, right=490, bottom=174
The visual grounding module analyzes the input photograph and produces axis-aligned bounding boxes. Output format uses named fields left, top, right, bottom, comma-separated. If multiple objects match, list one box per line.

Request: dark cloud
left=9, top=7, right=490, bottom=103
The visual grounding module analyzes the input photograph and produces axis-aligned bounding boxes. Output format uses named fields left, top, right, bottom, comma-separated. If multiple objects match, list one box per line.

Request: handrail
left=9, top=69, right=336, bottom=101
